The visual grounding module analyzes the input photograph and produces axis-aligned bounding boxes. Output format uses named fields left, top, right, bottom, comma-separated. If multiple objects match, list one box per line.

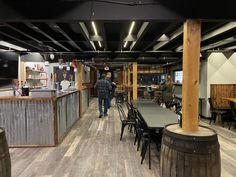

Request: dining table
left=222, top=97, right=236, bottom=103
left=135, top=99, right=178, bottom=129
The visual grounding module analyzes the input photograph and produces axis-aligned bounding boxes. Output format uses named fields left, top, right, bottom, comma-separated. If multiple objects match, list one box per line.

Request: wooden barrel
left=160, top=124, right=221, bottom=177
left=0, top=128, right=11, bottom=177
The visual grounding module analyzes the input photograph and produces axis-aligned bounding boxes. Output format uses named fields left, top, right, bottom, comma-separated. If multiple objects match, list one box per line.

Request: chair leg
left=209, top=118, right=212, bottom=125
left=149, top=139, right=151, bottom=169
left=120, top=124, right=126, bottom=141
left=134, top=133, right=138, bottom=145
left=141, top=139, right=148, bottom=165
left=141, top=143, right=147, bottom=164
left=137, top=135, right=142, bottom=151
left=129, top=125, right=133, bottom=133
left=228, top=122, right=232, bottom=130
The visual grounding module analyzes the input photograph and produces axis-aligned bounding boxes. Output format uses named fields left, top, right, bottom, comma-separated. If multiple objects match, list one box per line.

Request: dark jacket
left=94, top=79, right=111, bottom=98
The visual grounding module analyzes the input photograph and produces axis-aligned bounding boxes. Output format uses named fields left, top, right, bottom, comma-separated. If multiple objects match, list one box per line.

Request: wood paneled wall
left=210, top=84, right=236, bottom=109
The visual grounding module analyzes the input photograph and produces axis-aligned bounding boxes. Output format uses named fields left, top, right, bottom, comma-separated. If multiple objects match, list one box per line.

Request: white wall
left=199, top=61, right=208, bottom=116
left=201, top=53, right=236, bottom=117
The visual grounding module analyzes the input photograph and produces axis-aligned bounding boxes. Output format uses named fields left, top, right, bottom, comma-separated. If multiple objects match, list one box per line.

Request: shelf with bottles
left=26, top=78, right=48, bottom=80
left=26, top=69, right=47, bottom=73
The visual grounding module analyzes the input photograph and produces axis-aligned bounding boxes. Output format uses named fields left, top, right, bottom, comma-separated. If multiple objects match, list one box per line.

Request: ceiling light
left=92, top=21, right=98, bottom=36
left=0, top=41, right=27, bottom=51
left=98, top=41, right=102, bottom=47
left=3, top=61, right=8, bottom=68
left=124, top=41, right=128, bottom=48
left=128, top=21, right=135, bottom=35
left=175, top=46, right=183, bottom=52
left=49, top=53, right=55, bottom=60
left=157, top=34, right=170, bottom=42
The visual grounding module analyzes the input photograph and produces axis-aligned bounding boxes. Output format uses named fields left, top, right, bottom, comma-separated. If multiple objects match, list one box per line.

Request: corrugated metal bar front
left=26, top=100, right=54, bottom=145
left=0, top=99, right=54, bottom=146
left=82, top=89, right=88, bottom=113
left=57, top=92, right=80, bottom=143
left=0, top=100, right=27, bottom=145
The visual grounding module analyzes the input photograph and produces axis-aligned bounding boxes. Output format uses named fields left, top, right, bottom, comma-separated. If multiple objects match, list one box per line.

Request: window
left=174, top=71, right=183, bottom=83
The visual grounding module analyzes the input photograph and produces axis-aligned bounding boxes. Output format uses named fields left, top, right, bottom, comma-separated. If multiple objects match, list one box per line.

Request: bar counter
left=0, top=90, right=80, bottom=147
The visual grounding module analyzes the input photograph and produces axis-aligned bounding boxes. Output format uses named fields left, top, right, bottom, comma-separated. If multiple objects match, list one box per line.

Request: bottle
left=21, top=81, right=29, bottom=96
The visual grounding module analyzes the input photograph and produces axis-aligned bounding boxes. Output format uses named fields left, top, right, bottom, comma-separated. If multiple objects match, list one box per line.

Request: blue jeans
left=107, top=93, right=111, bottom=109
left=98, top=97, right=108, bottom=116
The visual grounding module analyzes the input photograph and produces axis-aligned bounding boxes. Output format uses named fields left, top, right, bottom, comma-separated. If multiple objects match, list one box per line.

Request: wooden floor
left=10, top=99, right=236, bottom=177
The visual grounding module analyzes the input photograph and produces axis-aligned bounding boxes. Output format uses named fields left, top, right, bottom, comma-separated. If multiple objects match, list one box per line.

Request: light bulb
left=74, top=68, right=77, bottom=72
left=3, top=63, right=8, bottom=68
left=50, top=54, right=55, bottom=60
left=58, top=65, right=63, bottom=70
left=66, top=66, right=70, bottom=71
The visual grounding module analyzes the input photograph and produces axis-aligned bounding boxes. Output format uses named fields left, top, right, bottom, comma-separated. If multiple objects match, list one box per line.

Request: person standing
left=105, top=72, right=112, bottom=109
left=94, top=74, right=111, bottom=118
left=162, top=75, right=174, bottom=108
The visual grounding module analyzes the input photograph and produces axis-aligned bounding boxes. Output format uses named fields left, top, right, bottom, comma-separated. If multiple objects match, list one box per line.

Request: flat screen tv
left=0, top=52, right=18, bottom=87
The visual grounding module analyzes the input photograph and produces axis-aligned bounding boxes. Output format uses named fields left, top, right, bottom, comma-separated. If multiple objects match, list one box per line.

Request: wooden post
left=76, top=62, right=83, bottom=117
left=127, top=64, right=131, bottom=103
left=133, top=62, right=137, bottom=103
left=122, top=66, right=125, bottom=88
left=182, top=19, right=201, bottom=131
left=124, top=66, right=127, bottom=87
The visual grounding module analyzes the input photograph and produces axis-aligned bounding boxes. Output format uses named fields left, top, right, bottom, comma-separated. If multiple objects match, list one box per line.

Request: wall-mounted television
left=0, top=52, right=19, bottom=87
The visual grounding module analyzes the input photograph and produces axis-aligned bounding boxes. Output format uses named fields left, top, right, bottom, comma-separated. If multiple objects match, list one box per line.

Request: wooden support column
left=124, top=66, right=127, bottom=87
left=122, top=66, right=125, bottom=87
left=127, top=64, right=131, bottom=103
left=132, top=62, right=137, bottom=103
left=76, top=62, right=83, bottom=117
left=182, top=19, right=201, bottom=131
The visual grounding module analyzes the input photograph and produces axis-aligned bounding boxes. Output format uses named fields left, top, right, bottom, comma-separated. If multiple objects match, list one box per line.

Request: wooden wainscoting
left=210, top=84, right=236, bottom=109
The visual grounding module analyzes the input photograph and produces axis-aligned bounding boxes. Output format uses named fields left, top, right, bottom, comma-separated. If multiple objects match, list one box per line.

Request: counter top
left=56, top=90, right=78, bottom=98
left=0, top=90, right=79, bottom=101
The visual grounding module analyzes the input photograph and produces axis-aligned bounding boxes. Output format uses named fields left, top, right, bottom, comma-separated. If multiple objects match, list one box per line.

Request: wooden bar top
left=0, top=90, right=79, bottom=101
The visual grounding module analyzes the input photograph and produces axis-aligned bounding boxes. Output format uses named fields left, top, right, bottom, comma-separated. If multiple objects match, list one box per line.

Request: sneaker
left=104, top=113, right=108, bottom=117
left=99, top=115, right=103, bottom=118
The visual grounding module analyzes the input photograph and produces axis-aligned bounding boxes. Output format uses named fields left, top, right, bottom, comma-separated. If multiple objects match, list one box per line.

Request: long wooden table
left=135, top=100, right=178, bottom=129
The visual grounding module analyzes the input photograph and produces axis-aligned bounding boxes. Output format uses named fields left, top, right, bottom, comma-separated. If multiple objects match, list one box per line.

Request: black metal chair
left=126, top=101, right=136, bottom=133
left=228, top=101, right=236, bottom=130
left=116, top=102, right=136, bottom=141
left=135, top=109, right=162, bottom=169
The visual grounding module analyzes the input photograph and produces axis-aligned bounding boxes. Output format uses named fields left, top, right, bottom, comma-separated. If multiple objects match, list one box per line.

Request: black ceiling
left=0, top=0, right=236, bottom=66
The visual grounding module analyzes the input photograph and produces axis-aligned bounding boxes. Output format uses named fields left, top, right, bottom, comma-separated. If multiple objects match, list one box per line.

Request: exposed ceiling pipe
left=202, top=22, right=236, bottom=41
left=49, top=23, right=83, bottom=51
left=25, top=23, right=70, bottom=51
left=130, top=22, right=149, bottom=51
left=79, top=22, right=96, bottom=51
left=201, top=37, right=236, bottom=51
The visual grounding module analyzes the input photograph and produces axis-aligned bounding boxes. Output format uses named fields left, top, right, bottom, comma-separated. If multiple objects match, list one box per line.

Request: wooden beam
left=182, top=19, right=201, bottom=131
left=127, top=64, right=131, bottom=103
left=122, top=66, right=125, bottom=87
left=76, top=62, right=83, bottom=117
left=133, top=62, right=138, bottom=103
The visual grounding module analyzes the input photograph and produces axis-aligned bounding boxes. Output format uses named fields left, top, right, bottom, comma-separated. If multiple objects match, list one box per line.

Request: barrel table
left=0, top=128, right=11, bottom=177
left=160, top=124, right=221, bottom=177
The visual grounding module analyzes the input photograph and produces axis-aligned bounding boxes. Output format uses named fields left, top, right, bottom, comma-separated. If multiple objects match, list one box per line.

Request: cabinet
left=26, top=69, right=48, bottom=88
